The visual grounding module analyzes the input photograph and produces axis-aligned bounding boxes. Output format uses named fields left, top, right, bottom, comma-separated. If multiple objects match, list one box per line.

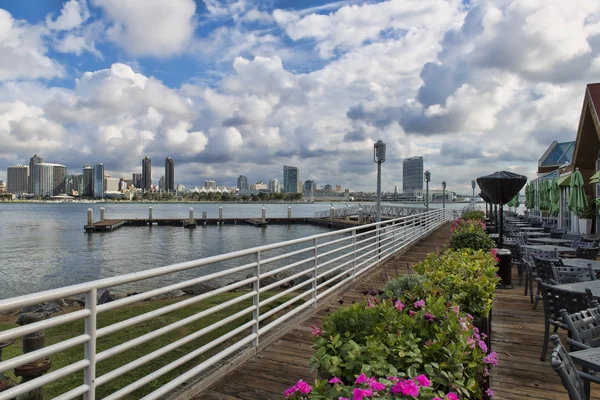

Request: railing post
left=312, top=239, right=318, bottom=307
left=252, top=251, right=260, bottom=348
left=84, top=289, right=97, bottom=400
left=352, top=231, right=357, bottom=282
left=376, top=222, right=381, bottom=266
left=392, top=221, right=396, bottom=255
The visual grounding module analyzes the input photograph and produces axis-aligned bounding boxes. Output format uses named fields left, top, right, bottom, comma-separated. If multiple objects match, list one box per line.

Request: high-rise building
left=35, top=163, right=66, bottom=196
left=205, top=180, right=217, bottom=189
left=303, top=180, right=315, bottom=194
left=250, top=182, right=268, bottom=191
left=93, top=163, right=104, bottom=198
left=7, top=165, right=28, bottom=194
left=142, top=156, right=152, bottom=192
left=83, top=166, right=93, bottom=197
left=28, top=154, right=43, bottom=194
left=132, top=173, right=142, bottom=189
left=403, top=156, right=424, bottom=194
left=70, top=174, right=82, bottom=195
left=283, top=165, right=299, bottom=193
left=269, top=178, right=280, bottom=193
left=158, top=176, right=165, bottom=192
left=237, top=175, right=249, bottom=190
left=0, top=180, right=5, bottom=193
left=104, top=177, right=119, bottom=192
left=165, top=157, right=174, bottom=192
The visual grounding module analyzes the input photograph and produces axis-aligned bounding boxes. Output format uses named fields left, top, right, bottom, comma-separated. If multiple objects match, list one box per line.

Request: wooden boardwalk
left=197, top=224, right=597, bottom=400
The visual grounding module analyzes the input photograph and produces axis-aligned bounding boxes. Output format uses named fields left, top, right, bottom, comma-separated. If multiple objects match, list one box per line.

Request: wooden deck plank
left=194, top=224, right=598, bottom=399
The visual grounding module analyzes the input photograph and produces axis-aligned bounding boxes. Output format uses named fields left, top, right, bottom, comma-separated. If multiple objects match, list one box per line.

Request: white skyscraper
left=269, top=178, right=280, bottom=193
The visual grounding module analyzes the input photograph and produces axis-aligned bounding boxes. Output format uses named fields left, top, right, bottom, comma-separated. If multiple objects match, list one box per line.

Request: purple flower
left=409, top=310, right=417, bottom=316
left=391, top=379, right=419, bottom=397
left=415, top=374, right=431, bottom=387
left=311, top=325, right=322, bottom=336
left=414, top=299, right=426, bottom=308
left=395, top=300, right=405, bottom=312
left=478, top=339, right=488, bottom=353
left=424, top=312, right=435, bottom=322
left=353, top=388, right=373, bottom=400
left=296, top=380, right=312, bottom=394
left=486, top=388, right=494, bottom=397
left=483, top=368, right=490, bottom=377
left=483, top=351, right=498, bottom=366
left=355, top=373, right=368, bottom=384
left=329, top=377, right=342, bottom=385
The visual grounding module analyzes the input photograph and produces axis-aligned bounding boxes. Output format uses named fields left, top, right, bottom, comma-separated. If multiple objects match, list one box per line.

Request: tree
left=241, top=194, right=250, bottom=202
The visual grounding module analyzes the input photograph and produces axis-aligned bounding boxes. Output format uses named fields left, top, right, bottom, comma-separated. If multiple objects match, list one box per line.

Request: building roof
left=538, top=141, right=575, bottom=168
left=572, top=83, right=600, bottom=172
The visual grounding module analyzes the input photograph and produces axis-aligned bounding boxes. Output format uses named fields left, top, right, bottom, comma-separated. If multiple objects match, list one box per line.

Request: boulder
left=182, top=282, right=218, bottom=296
left=97, top=290, right=126, bottom=304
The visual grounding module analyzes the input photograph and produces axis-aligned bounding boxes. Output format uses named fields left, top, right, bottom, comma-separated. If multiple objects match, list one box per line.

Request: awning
left=590, top=171, right=600, bottom=184
left=558, top=174, right=572, bottom=187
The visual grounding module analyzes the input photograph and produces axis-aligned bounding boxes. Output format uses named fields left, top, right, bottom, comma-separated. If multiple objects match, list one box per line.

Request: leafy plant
left=380, top=274, right=429, bottom=300
left=461, top=210, right=485, bottom=221
left=309, top=296, right=492, bottom=398
left=412, top=249, right=500, bottom=318
left=579, top=196, right=596, bottom=219
left=450, top=218, right=486, bottom=235
left=448, top=231, right=495, bottom=252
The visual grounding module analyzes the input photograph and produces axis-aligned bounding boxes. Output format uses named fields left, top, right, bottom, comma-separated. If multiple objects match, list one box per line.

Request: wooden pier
left=179, top=223, right=593, bottom=400
left=84, top=217, right=365, bottom=233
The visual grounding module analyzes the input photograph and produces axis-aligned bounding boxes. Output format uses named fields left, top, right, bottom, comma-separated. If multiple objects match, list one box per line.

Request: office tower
left=83, top=166, right=93, bottom=197
left=71, top=174, right=82, bottom=195
left=303, top=180, right=315, bottom=194
left=7, top=165, right=28, bottom=194
left=28, top=154, right=43, bottom=194
left=283, top=165, right=299, bottom=193
left=205, top=180, right=217, bottom=189
left=269, top=178, right=280, bottom=193
left=132, top=173, right=142, bottom=188
left=104, top=177, right=119, bottom=192
left=158, top=176, right=165, bottom=192
left=35, top=163, right=66, bottom=196
left=237, top=175, right=249, bottom=190
left=142, top=156, right=152, bottom=192
left=165, top=157, right=174, bottom=192
left=93, top=163, right=104, bottom=198
left=403, top=156, right=424, bottom=194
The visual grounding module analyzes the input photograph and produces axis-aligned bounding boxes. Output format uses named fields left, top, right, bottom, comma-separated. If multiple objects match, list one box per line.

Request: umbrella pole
left=495, top=205, right=499, bottom=233
left=499, top=205, right=504, bottom=248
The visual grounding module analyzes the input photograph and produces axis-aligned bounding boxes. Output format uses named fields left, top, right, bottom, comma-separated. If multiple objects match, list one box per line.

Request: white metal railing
left=314, top=204, right=426, bottom=219
left=0, top=209, right=453, bottom=400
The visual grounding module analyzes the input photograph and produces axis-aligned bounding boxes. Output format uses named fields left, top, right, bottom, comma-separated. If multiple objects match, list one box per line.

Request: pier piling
left=185, top=207, right=197, bottom=229
left=261, top=207, right=266, bottom=223
left=288, top=206, right=292, bottom=218
left=330, top=206, right=335, bottom=221
left=148, top=206, right=153, bottom=223
left=100, top=207, right=105, bottom=222
left=87, top=208, right=93, bottom=226
left=219, top=206, right=223, bottom=221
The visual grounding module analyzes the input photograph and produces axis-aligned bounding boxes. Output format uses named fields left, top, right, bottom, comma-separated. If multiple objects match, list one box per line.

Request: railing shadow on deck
left=0, top=209, right=453, bottom=400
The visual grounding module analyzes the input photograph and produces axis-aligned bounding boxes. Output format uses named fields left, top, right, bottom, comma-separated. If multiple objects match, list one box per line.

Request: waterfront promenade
left=195, top=226, right=600, bottom=400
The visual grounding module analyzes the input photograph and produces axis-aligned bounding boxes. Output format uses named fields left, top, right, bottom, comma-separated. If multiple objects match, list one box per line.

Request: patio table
left=524, top=232, right=550, bottom=237
left=561, top=258, right=600, bottom=272
left=527, top=238, right=574, bottom=246
left=553, top=280, right=600, bottom=300
left=521, top=244, right=576, bottom=254
left=520, top=227, right=544, bottom=232
left=569, top=347, right=600, bottom=372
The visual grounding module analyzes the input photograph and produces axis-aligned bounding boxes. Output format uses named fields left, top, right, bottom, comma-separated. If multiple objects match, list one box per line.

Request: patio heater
left=424, top=170, right=431, bottom=211
left=442, top=181, right=446, bottom=209
left=373, top=140, right=386, bottom=222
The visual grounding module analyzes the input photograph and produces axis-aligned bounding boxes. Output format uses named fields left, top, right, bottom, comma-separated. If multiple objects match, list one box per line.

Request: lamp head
left=424, top=170, right=431, bottom=182
left=373, top=140, right=386, bottom=163
left=442, top=181, right=446, bottom=189
left=471, top=180, right=476, bottom=189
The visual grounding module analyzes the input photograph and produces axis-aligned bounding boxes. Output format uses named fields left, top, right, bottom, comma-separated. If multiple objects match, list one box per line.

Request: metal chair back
left=551, top=335, right=587, bottom=400
left=560, top=306, right=600, bottom=350
left=575, top=247, right=600, bottom=260
left=553, top=263, right=596, bottom=285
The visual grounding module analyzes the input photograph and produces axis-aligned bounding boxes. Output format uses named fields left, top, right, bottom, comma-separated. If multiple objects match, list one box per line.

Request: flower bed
left=284, top=219, right=499, bottom=399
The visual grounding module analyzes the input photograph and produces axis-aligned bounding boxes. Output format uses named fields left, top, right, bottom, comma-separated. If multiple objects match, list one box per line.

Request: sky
left=0, top=0, right=599, bottom=193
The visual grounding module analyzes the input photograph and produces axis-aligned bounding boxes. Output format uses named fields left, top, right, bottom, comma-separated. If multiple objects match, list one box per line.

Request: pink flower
left=478, top=340, right=488, bottom=353
left=424, top=312, right=435, bottom=321
left=450, top=305, right=460, bottom=315
left=296, top=380, right=312, bottom=394
left=483, top=368, right=490, bottom=377
left=483, top=351, right=498, bottom=366
left=387, top=376, right=399, bottom=382
left=391, top=379, right=419, bottom=397
left=446, top=393, right=459, bottom=400
left=369, top=380, right=386, bottom=391
left=433, top=398, right=443, bottom=400
left=414, top=299, right=426, bottom=308
left=395, top=300, right=405, bottom=312
left=283, top=386, right=297, bottom=397
left=415, top=374, right=431, bottom=387
left=329, top=377, right=342, bottom=385
left=366, top=299, right=375, bottom=309
left=352, top=388, right=373, bottom=400
left=409, top=310, right=417, bottom=316
left=486, top=388, right=494, bottom=397
left=355, top=373, right=368, bottom=384
left=311, top=325, right=322, bottom=336
left=425, top=339, right=433, bottom=347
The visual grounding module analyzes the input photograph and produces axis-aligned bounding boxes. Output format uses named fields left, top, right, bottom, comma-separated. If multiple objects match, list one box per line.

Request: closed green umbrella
left=514, top=193, right=520, bottom=208
left=550, top=177, right=560, bottom=216
left=524, top=185, right=529, bottom=209
left=539, top=180, right=547, bottom=211
left=569, top=169, right=588, bottom=232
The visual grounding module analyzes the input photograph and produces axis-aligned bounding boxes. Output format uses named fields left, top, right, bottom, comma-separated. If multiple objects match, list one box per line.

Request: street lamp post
left=471, top=180, right=476, bottom=199
left=424, top=171, right=431, bottom=211
left=442, top=181, right=446, bottom=209
left=373, top=140, right=386, bottom=222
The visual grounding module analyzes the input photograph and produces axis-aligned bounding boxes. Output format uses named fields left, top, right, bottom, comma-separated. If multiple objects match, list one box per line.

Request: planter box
left=579, top=218, right=593, bottom=234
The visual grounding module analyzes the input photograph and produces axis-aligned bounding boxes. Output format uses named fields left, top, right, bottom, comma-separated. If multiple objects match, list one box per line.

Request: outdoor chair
left=581, top=238, right=600, bottom=248
left=551, top=335, right=600, bottom=400
left=565, top=234, right=584, bottom=249
left=540, top=282, right=593, bottom=361
left=560, top=302, right=600, bottom=351
left=551, top=229, right=567, bottom=239
left=553, top=263, right=596, bottom=285
left=575, top=246, right=600, bottom=261
left=503, top=242, right=524, bottom=283
left=530, top=253, right=559, bottom=309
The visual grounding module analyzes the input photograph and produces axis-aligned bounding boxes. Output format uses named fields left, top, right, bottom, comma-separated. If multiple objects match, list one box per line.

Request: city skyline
left=0, top=1, right=590, bottom=193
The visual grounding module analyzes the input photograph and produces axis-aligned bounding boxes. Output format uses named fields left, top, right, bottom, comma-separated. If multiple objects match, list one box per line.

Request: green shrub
left=448, top=231, right=495, bottom=252
left=309, top=296, right=489, bottom=398
left=413, top=249, right=500, bottom=318
left=461, top=210, right=485, bottom=221
left=380, top=274, right=429, bottom=300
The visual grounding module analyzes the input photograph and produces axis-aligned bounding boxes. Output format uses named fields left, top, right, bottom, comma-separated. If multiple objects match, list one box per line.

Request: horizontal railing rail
left=0, top=208, right=454, bottom=400
left=313, top=204, right=427, bottom=219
